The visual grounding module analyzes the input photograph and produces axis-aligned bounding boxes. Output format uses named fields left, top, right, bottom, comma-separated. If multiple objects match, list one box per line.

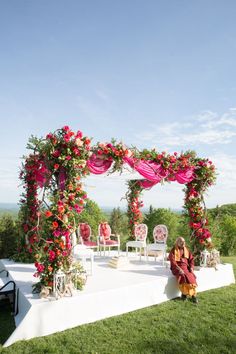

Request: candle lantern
left=200, top=249, right=210, bottom=267
left=207, top=249, right=220, bottom=268
left=53, top=270, right=66, bottom=300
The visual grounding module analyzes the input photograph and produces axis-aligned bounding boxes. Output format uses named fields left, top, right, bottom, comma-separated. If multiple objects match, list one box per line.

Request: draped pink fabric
left=35, top=162, right=49, bottom=188
left=174, top=168, right=195, bottom=184
left=87, top=154, right=195, bottom=185
left=58, top=167, right=67, bottom=191
left=123, top=157, right=167, bottom=182
left=87, top=153, right=113, bottom=174
left=138, top=180, right=158, bottom=189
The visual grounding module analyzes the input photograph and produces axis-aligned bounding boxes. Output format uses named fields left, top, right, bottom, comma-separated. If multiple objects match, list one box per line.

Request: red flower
left=52, top=221, right=59, bottom=229
left=62, top=125, right=70, bottom=131
left=45, top=210, right=53, bottom=218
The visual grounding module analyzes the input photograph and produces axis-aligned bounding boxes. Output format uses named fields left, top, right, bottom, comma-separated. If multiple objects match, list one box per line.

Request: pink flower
left=46, top=133, right=53, bottom=140
left=62, top=125, right=70, bottom=132
left=76, top=130, right=83, bottom=138
left=53, top=150, right=60, bottom=158
left=74, top=204, right=83, bottom=213
left=48, top=250, right=56, bottom=261
left=35, top=263, right=45, bottom=273
left=53, top=230, right=61, bottom=237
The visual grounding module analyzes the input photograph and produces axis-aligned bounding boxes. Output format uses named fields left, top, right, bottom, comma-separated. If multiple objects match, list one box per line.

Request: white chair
left=126, top=224, right=148, bottom=261
left=147, top=224, right=168, bottom=265
left=98, top=222, right=120, bottom=256
left=77, top=223, right=98, bottom=251
left=71, top=232, right=94, bottom=275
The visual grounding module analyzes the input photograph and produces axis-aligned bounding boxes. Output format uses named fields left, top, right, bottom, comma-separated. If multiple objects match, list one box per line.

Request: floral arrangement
left=183, top=156, right=216, bottom=262
left=126, top=180, right=144, bottom=236
left=18, top=126, right=91, bottom=291
left=18, top=127, right=217, bottom=290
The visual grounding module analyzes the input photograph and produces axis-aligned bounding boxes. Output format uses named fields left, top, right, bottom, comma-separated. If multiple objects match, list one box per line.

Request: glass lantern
left=200, top=249, right=210, bottom=267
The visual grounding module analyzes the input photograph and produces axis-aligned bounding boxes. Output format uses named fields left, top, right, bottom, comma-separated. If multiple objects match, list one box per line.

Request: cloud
left=135, top=108, right=236, bottom=148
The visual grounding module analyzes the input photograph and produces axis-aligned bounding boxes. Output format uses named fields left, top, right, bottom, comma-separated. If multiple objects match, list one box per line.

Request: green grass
left=1, top=257, right=235, bottom=354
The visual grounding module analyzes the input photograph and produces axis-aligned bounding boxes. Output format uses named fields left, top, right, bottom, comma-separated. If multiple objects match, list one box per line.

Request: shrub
left=0, top=214, right=18, bottom=258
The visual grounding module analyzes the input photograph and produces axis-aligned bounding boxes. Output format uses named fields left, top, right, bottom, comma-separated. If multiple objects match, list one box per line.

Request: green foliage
left=109, top=207, right=129, bottom=250
left=144, top=207, right=181, bottom=249
left=210, top=203, right=236, bottom=217
left=219, top=215, right=236, bottom=256
left=0, top=215, right=18, bottom=259
left=10, top=207, right=35, bottom=263
left=208, top=204, right=236, bottom=256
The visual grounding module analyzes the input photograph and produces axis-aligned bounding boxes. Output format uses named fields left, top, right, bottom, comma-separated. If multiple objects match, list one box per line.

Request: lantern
left=53, top=270, right=66, bottom=300
left=208, top=249, right=220, bottom=268
left=200, top=249, right=210, bottom=267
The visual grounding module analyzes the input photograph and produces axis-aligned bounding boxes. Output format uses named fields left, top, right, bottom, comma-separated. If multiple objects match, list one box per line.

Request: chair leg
left=90, top=254, right=94, bottom=275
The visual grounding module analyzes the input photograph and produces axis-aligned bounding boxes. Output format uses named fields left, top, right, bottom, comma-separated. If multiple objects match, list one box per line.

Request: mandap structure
left=17, top=126, right=216, bottom=290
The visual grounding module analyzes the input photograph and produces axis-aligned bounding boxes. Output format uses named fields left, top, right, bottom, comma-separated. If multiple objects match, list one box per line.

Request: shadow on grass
left=0, top=299, right=16, bottom=346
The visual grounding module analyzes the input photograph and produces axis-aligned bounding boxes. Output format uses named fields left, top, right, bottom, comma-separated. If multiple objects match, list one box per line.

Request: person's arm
left=169, top=249, right=184, bottom=274
left=188, top=251, right=195, bottom=272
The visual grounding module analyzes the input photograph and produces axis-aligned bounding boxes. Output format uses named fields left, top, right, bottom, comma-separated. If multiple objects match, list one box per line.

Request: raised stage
left=0, top=253, right=235, bottom=348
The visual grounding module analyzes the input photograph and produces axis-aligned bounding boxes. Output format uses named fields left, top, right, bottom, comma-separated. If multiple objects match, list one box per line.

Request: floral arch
left=19, top=126, right=216, bottom=289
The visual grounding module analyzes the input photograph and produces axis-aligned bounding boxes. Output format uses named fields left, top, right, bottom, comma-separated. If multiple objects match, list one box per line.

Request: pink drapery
left=87, top=154, right=195, bottom=185
left=87, top=153, right=113, bottom=174
left=58, top=167, right=67, bottom=191
left=35, top=161, right=49, bottom=188
left=171, top=168, right=195, bottom=184
left=123, top=157, right=168, bottom=182
left=138, top=180, right=158, bottom=189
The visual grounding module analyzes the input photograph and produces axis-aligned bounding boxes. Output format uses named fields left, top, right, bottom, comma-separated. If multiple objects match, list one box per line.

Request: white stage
left=0, top=253, right=235, bottom=348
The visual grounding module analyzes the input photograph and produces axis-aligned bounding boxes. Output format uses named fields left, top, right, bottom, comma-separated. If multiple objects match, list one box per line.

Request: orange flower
left=48, top=266, right=53, bottom=273
left=45, top=210, right=53, bottom=218
left=52, top=221, right=59, bottom=229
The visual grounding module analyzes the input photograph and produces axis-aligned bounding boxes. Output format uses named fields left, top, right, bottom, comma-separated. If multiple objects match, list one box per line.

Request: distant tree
left=110, top=207, right=129, bottom=250
left=144, top=208, right=180, bottom=249
left=208, top=203, right=236, bottom=218
left=110, top=207, right=123, bottom=234
left=219, top=215, right=236, bottom=256
left=0, top=214, right=18, bottom=258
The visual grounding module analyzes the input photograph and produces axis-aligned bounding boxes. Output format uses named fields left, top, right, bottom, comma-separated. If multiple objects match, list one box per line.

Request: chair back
left=99, top=222, right=111, bottom=241
left=134, top=224, right=148, bottom=241
left=153, top=224, right=168, bottom=243
left=78, top=223, right=92, bottom=242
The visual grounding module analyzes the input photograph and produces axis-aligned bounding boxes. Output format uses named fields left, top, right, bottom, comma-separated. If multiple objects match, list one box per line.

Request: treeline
left=0, top=201, right=235, bottom=259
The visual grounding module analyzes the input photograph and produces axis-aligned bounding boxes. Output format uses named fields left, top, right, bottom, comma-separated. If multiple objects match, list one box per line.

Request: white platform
left=0, top=253, right=235, bottom=348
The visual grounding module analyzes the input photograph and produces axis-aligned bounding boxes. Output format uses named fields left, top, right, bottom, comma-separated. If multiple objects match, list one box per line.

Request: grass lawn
left=0, top=257, right=235, bottom=354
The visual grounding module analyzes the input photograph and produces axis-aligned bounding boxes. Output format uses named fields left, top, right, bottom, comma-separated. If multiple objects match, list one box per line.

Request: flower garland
left=18, top=127, right=217, bottom=289
left=19, top=126, right=91, bottom=290
left=184, top=157, right=216, bottom=262
left=126, top=180, right=144, bottom=236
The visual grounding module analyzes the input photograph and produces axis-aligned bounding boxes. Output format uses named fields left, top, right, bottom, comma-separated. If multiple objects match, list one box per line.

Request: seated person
left=168, top=237, right=198, bottom=303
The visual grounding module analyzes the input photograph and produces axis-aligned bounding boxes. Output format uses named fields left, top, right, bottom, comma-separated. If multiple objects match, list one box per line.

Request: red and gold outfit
left=168, top=246, right=197, bottom=297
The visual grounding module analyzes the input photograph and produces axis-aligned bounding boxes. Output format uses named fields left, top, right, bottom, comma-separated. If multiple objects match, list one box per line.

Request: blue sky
left=0, top=0, right=236, bottom=209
